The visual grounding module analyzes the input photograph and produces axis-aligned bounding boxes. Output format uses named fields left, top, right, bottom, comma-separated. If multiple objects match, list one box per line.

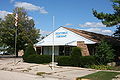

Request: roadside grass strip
left=76, top=71, right=120, bottom=80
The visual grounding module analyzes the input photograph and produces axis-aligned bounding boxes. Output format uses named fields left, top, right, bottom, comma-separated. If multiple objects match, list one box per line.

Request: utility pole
left=14, top=13, right=18, bottom=64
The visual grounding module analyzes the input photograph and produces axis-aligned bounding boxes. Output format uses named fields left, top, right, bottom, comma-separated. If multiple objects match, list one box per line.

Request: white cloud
left=0, top=11, right=12, bottom=19
left=14, top=2, right=48, bottom=14
left=0, top=10, right=33, bottom=20
left=10, top=0, right=15, bottom=3
left=28, top=16, right=33, bottom=20
left=78, top=22, right=106, bottom=27
left=64, top=23, right=73, bottom=26
left=40, top=30, right=51, bottom=35
left=83, top=28, right=113, bottom=35
left=102, top=30, right=113, bottom=33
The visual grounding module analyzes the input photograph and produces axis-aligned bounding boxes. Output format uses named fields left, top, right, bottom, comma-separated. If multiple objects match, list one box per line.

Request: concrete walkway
left=0, top=58, right=98, bottom=80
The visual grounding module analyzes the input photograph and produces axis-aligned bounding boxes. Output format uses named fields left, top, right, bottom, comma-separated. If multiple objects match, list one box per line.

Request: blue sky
left=0, top=0, right=116, bottom=36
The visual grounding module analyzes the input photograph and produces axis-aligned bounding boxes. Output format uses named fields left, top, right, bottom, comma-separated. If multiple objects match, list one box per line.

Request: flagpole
left=52, top=16, right=55, bottom=70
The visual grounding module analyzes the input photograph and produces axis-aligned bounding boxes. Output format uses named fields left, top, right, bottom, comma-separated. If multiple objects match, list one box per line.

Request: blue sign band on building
left=55, top=32, right=68, bottom=38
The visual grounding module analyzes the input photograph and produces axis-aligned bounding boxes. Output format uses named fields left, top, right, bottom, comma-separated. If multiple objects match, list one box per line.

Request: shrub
left=23, top=44, right=36, bottom=61
left=71, top=47, right=82, bottom=66
left=57, top=56, right=72, bottom=66
left=57, top=56, right=95, bottom=67
left=80, top=56, right=96, bottom=67
left=25, top=54, right=38, bottom=63
left=55, top=56, right=59, bottom=62
left=24, top=54, right=51, bottom=64
left=90, top=65, right=113, bottom=70
left=35, top=55, right=51, bottom=64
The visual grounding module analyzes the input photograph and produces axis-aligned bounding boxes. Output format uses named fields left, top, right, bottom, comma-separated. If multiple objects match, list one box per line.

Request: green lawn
left=77, top=71, right=120, bottom=80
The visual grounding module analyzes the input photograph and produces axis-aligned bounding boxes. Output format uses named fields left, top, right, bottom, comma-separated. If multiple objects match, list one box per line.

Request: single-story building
left=35, top=27, right=120, bottom=56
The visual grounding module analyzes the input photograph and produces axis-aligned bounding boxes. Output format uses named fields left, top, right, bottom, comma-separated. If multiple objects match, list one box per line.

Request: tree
left=0, top=7, right=40, bottom=57
left=93, top=0, right=120, bottom=39
left=0, top=18, right=2, bottom=44
left=95, top=40, right=114, bottom=65
left=113, top=26, right=120, bottom=40
left=0, top=18, right=6, bottom=52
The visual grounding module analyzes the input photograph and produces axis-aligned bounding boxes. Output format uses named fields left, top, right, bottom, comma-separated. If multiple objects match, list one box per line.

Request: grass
left=36, top=72, right=52, bottom=76
left=36, top=72, right=46, bottom=76
left=76, top=71, right=120, bottom=80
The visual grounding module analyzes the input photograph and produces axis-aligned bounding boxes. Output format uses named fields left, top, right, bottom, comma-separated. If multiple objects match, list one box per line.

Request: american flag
left=15, top=13, right=18, bottom=27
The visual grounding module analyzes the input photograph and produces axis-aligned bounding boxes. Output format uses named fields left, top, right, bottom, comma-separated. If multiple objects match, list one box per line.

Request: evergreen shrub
left=80, top=56, right=96, bottom=67
left=23, top=44, right=36, bottom=61
left=90, top=65, right=113, bottom=70
left=24, top=54, right=51, bottom=64
left=71, top=47, right=82, bottom=66
left=25, top=54, right=37, bottom=63
left=35, top=55, right=51, bottom=64
left=57, top=56, right=72, bottom=66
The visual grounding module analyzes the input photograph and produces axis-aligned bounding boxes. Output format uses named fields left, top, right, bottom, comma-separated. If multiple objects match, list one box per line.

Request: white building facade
left=35, top=27, right=97, bottom=56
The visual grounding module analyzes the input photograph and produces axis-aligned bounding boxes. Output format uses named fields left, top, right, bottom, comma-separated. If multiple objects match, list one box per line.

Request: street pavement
left=0, top=58, right=98, bottom=80
left=0, top=70, right=59, bottom=80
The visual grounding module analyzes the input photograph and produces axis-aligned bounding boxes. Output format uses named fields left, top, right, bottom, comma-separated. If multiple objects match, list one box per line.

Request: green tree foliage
left=93, top=0, right=120, bottom=39
left=0, top=18, right=3, bottom=43
left=0, top=7, right=40, bottom=56
left=95, top=40, right=114, bottom=65
left=113, top=26, right=120, bottom=40
left=71, top=47, right=82, bottom=66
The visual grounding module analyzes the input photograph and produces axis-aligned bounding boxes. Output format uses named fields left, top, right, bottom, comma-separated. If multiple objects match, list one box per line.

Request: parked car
left=0, top=52, right=3, bottom=55
left=3, top=52, right=10, bottom=55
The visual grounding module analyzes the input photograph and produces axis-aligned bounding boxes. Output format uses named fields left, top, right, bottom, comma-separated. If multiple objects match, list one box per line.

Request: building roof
left=36, top=27, right=120, bottom=46
left=63, top=27, right=120, bottom=45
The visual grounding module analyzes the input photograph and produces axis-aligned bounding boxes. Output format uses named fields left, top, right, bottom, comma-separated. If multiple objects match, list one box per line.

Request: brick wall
left=77, top=41, right=90, bottom=56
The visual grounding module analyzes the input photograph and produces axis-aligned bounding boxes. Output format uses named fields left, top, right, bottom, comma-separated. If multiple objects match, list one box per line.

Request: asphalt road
left=0, top=58, right=98, bottom=80
left=0, top=70, right=59, bottom=80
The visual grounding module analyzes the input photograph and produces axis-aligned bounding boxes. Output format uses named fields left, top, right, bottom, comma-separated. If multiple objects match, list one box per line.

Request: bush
left=23, top=44, right=36, bottom=61
left=57, top=56, right=72, bottom=66
left=71, top=47, right=82, bottom=66
left=80, top=56, right=96, bottom=67
left=90, top=65, right=113, bottom=70
left=24, top=54, right=51, bottom=64
left=25, top=54, right=38, bottom=63
left=35, top=55, right=51, bottom=64
left=57, top=55, right=95, bottom=67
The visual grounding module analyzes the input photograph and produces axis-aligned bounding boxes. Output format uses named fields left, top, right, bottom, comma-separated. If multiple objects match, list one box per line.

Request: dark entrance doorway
left=59, top=46, right=72, bottom=56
